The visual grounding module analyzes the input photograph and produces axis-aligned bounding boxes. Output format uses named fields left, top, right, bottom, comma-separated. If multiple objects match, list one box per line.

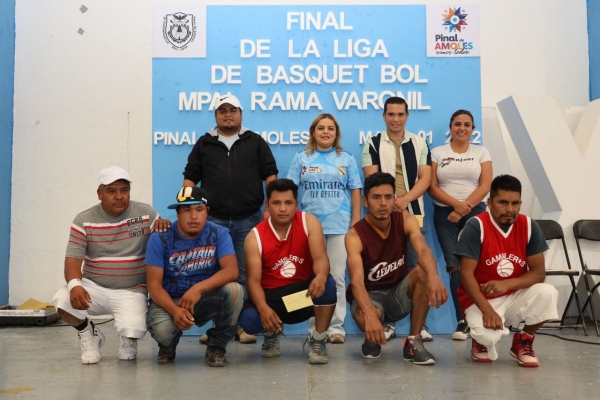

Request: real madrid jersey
left=287, top=149, right=362, bottom=234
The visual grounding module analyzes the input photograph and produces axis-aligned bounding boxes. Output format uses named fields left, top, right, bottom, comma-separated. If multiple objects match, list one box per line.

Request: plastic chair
left=536, top=220, right=588, bottom=336
left=573, top=219, right=600, bottom=336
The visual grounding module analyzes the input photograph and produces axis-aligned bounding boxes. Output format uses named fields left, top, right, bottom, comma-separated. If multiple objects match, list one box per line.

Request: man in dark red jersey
left=239, top=179, right=336, bottom=364
left=346, top=172, right=447, bottom=364
left=455, top=174, right=558, bottom=367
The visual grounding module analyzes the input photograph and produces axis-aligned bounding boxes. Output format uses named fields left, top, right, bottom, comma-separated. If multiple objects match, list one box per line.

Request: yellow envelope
left=282, top=290, right=314, bottom=312
left=16, top=298, right=55, bottom=310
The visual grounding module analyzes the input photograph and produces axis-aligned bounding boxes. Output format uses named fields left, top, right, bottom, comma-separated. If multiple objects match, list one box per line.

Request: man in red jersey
left=239, top=179, right=336, bottom=364
left=346, top=172, right=447, bottom=364
left=455, top=174, right=558, bottom=367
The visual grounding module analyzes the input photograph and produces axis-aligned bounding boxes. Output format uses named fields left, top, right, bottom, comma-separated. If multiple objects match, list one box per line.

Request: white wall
left=10, top=0, right=591, bottom=306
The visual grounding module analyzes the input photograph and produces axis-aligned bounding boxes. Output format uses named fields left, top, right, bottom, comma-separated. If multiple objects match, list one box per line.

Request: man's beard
left=497, top=213, right=515, bottom=229
left=372, top=213, right=389, bottom=221
left=219, top=124, right=240, bottom=134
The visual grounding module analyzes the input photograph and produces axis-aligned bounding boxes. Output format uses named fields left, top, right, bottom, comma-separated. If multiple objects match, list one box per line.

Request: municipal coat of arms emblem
left=163, top=12, right=196, bottom=50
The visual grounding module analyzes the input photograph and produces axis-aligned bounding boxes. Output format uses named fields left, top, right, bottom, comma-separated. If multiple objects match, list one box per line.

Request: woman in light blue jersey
left=287, top=113, right=362, bottom=343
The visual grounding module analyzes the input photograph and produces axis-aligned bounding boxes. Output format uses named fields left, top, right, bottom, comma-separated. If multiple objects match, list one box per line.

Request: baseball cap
left=168, top=187, right=209, bottom=209
left=214, top=94, right=243, bottom=110
left=98, top=166, right=132, bottom=186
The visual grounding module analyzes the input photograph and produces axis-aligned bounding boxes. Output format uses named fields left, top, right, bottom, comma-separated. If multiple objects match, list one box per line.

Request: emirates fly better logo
left=442, top=7, right=468, bottom=32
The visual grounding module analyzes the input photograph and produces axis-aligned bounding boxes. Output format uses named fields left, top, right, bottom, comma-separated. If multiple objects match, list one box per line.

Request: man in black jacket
left=183, top=94, right=278, bottom=344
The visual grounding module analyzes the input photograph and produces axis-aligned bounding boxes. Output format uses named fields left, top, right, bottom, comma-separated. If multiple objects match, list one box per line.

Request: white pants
left=465, top=283, right=558, bottom=360
left=308, top=234, right=347, bottom=336
left=53, top=278, right=148, bottom=338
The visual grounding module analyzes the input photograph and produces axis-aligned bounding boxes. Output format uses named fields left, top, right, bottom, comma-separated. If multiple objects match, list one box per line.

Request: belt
left=446, top=266, right=460, bottom=273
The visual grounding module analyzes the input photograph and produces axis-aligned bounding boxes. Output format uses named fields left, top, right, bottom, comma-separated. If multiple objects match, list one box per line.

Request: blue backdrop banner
left=152, top=4, right=481, bottom=335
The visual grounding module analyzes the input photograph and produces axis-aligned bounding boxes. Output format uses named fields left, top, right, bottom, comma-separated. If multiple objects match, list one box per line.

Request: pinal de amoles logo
left=432, top=6, right=473, bottom=55
left=163, top=12, right=196, bottom=51
left=442, top=7, right=468, bottom=32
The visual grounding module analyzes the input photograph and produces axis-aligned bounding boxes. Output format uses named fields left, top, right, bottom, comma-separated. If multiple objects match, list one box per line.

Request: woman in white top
left=429, top=109, right=493, bottom=341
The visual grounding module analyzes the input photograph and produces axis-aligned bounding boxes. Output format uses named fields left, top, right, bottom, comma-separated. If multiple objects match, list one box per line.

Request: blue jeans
left=433, top=202, right=486, bottom=322
left=209, top=209, right=262, bottom=293
left=146, top=283, right=244, bottom=349
left=239, top=275, right=337, bottom=335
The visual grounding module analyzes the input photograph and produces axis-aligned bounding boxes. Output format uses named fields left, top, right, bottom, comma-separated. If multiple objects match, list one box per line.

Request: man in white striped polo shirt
left=362, top=96, right=433, bottom=341
left=53, top=166, right=163, bottom=364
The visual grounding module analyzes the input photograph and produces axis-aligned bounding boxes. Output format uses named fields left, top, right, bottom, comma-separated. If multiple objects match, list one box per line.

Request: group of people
left=52, top=94, right=558, bottom=369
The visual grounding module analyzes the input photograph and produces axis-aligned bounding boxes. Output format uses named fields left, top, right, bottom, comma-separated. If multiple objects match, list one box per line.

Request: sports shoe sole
left=261, top=351, right=281, bottom=358
left=452, top=331, right=470, bottom=340
left=308, top=355, right=329, bottom=364
left=412, top=358, right=436, bottom=365
left=158, top=354, right=176, bottom=364
left=118, top=353, right=137, bottom=361
left=206, top=359, right=227, bottom=367
left=402, top=353, right=436, bottom=365
left=205, top=357, right=227, bottom=367
left=509, top=349, right=539, bottom=367
left=403, top=355, right=436, bottom=365
left=362, top=353, right=380, bottom=359
left=470, top=352, right=492, bottom=363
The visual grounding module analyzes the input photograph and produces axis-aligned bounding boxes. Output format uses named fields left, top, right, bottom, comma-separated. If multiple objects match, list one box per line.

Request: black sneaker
left=205, top=346, right=227, bottom=367
left=403, top=335, right=435, bottom=365
left=157, top=344, right=176, bottom=364
left=361, top=340, right=381, bottom=359
left=452, top=319, right=470, bottom=341
left=307, top=337, right=329, bottom=364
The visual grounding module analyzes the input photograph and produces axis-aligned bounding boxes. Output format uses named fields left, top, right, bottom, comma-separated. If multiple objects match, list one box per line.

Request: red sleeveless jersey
left=458, top=212, right=531, bottom=311
left=346, top=211, right=408, bottom=303
left=253, top=211, right=314, bottom=289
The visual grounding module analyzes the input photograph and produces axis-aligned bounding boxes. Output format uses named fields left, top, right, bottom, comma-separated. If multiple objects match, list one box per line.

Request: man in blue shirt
left=145, top=187, right=244, bottom=367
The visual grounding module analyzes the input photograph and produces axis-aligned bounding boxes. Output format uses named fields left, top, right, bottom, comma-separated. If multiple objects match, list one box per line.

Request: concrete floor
left=0, top=320, right=599, bottom=400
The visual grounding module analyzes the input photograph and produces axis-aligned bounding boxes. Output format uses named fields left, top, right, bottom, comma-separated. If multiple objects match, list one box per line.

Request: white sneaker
left=384, top=323, right=396, bottom=340
left=452, top=320, right=471, bottom=341
left=78, top=324, right=105, bottom=364
left=420, top=325, right=433, bottom=342
left=118, top=336, right=138, bottom=360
